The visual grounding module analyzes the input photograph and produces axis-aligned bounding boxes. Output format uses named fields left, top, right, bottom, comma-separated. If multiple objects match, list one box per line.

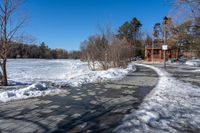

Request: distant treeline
left=8, top=42, right=81, bottom=59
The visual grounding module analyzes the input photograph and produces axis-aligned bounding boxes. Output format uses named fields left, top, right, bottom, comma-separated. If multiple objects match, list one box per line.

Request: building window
left=154, top=50, right=159, bottom=55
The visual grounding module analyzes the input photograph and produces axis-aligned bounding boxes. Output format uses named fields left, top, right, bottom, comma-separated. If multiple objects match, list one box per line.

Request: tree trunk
left=2, top=59, right=8, bottom=86
left=0, top=70, right=3, bottom=85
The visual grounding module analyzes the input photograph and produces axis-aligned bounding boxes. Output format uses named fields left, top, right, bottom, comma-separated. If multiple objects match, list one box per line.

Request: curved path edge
left=115, top=63, right=200, bottom=133
left=0, top=64, right=158, bottom=133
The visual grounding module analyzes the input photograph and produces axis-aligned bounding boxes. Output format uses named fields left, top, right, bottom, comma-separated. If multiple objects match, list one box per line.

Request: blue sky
left=23, top=0, right=171, bottom=51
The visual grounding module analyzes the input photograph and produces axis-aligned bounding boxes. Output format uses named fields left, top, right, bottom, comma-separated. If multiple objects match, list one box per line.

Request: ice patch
left=71, top=113, right=81, bottom=118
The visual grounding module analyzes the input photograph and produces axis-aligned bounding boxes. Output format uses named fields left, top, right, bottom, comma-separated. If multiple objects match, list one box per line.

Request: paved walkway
left=166, top=65, right=200, bottom=87
left=0, top=66, right=158, bottom=133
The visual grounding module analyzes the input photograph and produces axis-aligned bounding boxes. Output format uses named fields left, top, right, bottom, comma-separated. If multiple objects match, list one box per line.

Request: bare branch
left=0, top=0, right=26, bottom=86
left=7, top=17, right=26, bottom=42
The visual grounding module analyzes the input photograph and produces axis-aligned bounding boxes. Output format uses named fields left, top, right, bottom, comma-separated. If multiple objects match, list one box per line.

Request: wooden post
left=163, top=18, right=167, bottom=70
left=152, top=37, right=154, bottom=64
left=164, top=50, right=166, bottom=69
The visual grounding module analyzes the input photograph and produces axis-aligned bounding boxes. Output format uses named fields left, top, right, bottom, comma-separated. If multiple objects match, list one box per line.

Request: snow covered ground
left=185, top=59, right=200, bottom=67
left=7, top=59, right=135, bottom=87
left=7, top=59, right=80, bottom=85
left=0, top=83, right=64, bottom=102
left=168, top=64, right=200, bottom=73
left=165, top=60, right=200, bottom=73
left=115, top=63, right=200, bottom=133
left=0, top=59, right=135, bottom=102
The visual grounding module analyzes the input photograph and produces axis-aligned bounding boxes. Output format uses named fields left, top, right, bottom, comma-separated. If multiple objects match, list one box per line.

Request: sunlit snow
left=115, top=63, right=200, bottom=133
left=0, top=83, right=64, bottom=102
left=0, top=59, right=135, bottom=102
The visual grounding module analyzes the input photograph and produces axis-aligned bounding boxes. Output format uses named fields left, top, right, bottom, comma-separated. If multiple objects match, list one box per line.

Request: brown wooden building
left=144, top=44, right=179, bottom=62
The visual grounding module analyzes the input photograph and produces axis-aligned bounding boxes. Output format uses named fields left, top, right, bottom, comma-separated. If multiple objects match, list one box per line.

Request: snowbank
left=0, top=83, right=64, bottom=102
left=193, top=69, right=200, bottom=72
left=185, top=60, right=200, bottom=67
left=66, top=64, right=136, bottom=87
left=115, top=64, right=200, bottom=133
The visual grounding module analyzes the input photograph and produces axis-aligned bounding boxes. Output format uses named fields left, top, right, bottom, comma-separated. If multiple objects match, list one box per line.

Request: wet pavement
left=0, top=66, right=158, bottom=133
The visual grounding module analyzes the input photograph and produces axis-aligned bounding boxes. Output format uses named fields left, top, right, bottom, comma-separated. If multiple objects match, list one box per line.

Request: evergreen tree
left=117, top=17, right=142, bottom=57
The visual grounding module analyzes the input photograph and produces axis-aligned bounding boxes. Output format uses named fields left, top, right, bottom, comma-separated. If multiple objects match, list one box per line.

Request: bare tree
left=80, top=21, right=134, bottom=70
left=172, top=0, right=200, bottom=58
left=0, top=0, right=26, bottom=86
left=81, top=35, right=109, bottom=70
left=174, top=0, right=200, bottom=16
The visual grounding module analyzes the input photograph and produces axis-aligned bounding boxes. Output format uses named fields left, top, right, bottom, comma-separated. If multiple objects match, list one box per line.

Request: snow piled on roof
left=115, top=64, right=200, bottom=133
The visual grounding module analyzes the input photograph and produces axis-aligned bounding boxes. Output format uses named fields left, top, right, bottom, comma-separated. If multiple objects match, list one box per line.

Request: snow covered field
left=0, top=59, right=135, bottom=102
left=115, top=64, right=200, bottom=133
left=7, top=59, right=135, bottom=86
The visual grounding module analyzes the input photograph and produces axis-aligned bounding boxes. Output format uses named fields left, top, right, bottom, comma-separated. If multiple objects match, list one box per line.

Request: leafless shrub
left=108, top=37, right=131, bottom=68
left=80, top=35, right=132, bottom=70
left=80, top=35, right=108, bottom=70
